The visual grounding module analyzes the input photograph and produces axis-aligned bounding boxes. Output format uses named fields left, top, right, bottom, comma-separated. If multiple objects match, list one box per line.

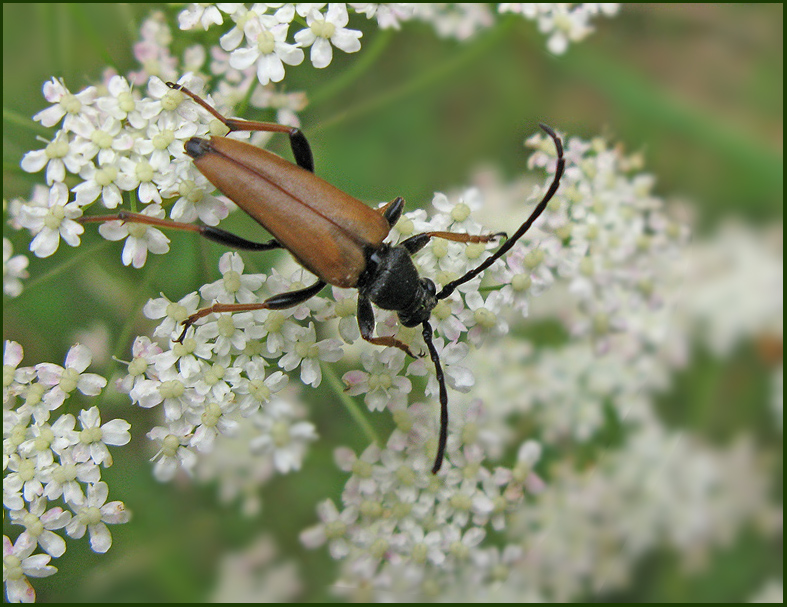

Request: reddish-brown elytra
left=80, top=82, right=565, bottom=474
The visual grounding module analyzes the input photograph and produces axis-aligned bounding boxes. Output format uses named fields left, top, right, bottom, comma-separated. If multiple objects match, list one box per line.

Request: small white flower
left=334, top=443, right=382, bottom=497
left=35, top=344, right=107, bottom=404
left=8, top=497, right=71, bottom=558
left=278, top=323, right=343, bottom=388
left=65, top=481, right=130, bottom=553
left=3, top=239, right=29, bottom=297
left=2, top=534, right=57, bottom=603
left=294, top=4, right=362, bottom=69
left=144, top=75, right=204, bottom=125
left=194, top=310, right=257, bottom=357
left=178, top=3, right=224, bottom=30
left=440, top=523, right=486, bottom=562
left=17, top=419, right=57, bottom=469
left=394, top=519, right=446, bottom=565
left=97, top=204, right=171, bottom=268
left=235, top=359, right=288, bottom=417
left=230, top=16, right=305, bottom=85
left=166, top=173, right=231, bottom=225
left=148, top=426, right=197, bottom=481
left=5, top=453, right=45, bottom=504
left=199, top=252, right=265, bottom=305
left=116, top=336, right=163, bottom=394
left=115, top=154, right=167, bottom=205
left=249, top=398, right=317, bottom=473
left=150, top=371, right=202, bottom=422
left=299, top=498, right=358, bottom=559
left=459, top=289, right=508, bottom=346
left=32, top=77, right=98, bottom=131
left=96, top=75, right=149, bottom=128
left=69, top=114, right=134, bottom=165
left=41, top=447, right=100, bottom=504
left=69, top=407, right=131, bottom=467
left=342, top=349, right=412, bottom=411
left=21, top=130, right=87, bottom=185
left=144, top=291, right=202, bottom=340
left=16, top=182, right=84, bottom=258
left=188, top=400, right=239, bottom=454
left=72, top=152, right=138, bottom=209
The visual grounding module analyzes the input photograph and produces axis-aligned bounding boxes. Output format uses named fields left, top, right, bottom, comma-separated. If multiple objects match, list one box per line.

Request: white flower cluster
left=299, top=436, right=544, bottom=599
left=502, top=429, right=772, bottom=601
left=6, top=4, right=619, bottom=299
left=3, top=342, right=131, bottom=603
left=115, top=253, right=330, bottom=483
left=289, top=136, right=780, bottom=599
left=499, top=3, right=620, bottom=54
left=176, top=4, right=620, bottom=82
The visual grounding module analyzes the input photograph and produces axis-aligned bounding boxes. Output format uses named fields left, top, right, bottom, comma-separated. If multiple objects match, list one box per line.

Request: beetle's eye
left=422, top=278, right=436, bottom=296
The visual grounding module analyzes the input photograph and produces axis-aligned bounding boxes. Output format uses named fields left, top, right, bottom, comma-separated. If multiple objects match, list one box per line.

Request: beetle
left=80, top=82, right=565, bottom=474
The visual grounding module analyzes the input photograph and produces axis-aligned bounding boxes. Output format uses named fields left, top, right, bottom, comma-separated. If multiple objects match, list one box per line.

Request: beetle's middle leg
left=78, top=211, right=284, bottom=252
left=177, top=280, right=327, bottom=342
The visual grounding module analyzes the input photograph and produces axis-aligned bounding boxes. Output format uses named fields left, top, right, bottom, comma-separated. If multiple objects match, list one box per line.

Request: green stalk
left=322, top=363, right=381, bottom=447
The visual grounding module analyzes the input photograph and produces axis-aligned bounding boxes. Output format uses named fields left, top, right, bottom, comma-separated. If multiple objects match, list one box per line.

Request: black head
left=397, top=277, right=436, bottom=327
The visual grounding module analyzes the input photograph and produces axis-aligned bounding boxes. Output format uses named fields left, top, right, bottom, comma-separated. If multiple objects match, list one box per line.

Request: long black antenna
left=436, top=124, right=565, bottom=301
left=422, top=321, right=449, bottom=473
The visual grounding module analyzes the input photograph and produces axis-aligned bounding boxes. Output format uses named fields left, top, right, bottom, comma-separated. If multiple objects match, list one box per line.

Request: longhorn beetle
left=80, top=82, right=565, bottom=474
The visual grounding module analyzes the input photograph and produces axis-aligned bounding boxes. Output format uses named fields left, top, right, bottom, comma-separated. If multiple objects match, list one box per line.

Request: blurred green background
left=3, top=4, right=782, bottom=602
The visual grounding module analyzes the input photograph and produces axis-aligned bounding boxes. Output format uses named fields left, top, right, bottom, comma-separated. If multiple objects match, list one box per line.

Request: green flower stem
left=322, top=362, right=381, bottom=448
left=564, top=48, right=782, bottom=195
left=67, top=4, right=122, bottom=71
left=111, top=254, right=164, bottom=363
left=2, top=107, right=52, bottom=137
left=315, top=19, right=514, bottom=133
left=7, top=239, right=113, bottom=296
left=308, top=28, right=395, bottom=107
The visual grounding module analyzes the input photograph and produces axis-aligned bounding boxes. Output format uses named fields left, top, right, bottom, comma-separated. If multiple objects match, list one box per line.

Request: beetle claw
left=175, top=322, right=192, bottom=344
left=176, top=312, right=202, bottom=344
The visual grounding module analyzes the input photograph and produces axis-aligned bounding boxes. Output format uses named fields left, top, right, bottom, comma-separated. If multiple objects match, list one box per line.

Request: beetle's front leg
left=357, top=295, right=420, bottom=358
left=177, top=280, right=327, bottom=342
left=399, top=230, right=507, bottom=255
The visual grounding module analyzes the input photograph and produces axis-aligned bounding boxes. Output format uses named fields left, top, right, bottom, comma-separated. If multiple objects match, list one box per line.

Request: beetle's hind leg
left=166, top=82, right=314, bottom=173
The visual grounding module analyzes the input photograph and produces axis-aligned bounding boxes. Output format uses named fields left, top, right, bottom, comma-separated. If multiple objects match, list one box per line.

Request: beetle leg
left=167, top=82, right=314, bottom=173
left=177, top=280, right=327, bottom=342
left=78, top=211, right=283, bottom=252
left=399, top=230, right=506, bottom=256
left=357, top=295, right=420, bottom=358
left=377, top=196, right=405, bottom=228
left=421, top=321, right=448, bottom=474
